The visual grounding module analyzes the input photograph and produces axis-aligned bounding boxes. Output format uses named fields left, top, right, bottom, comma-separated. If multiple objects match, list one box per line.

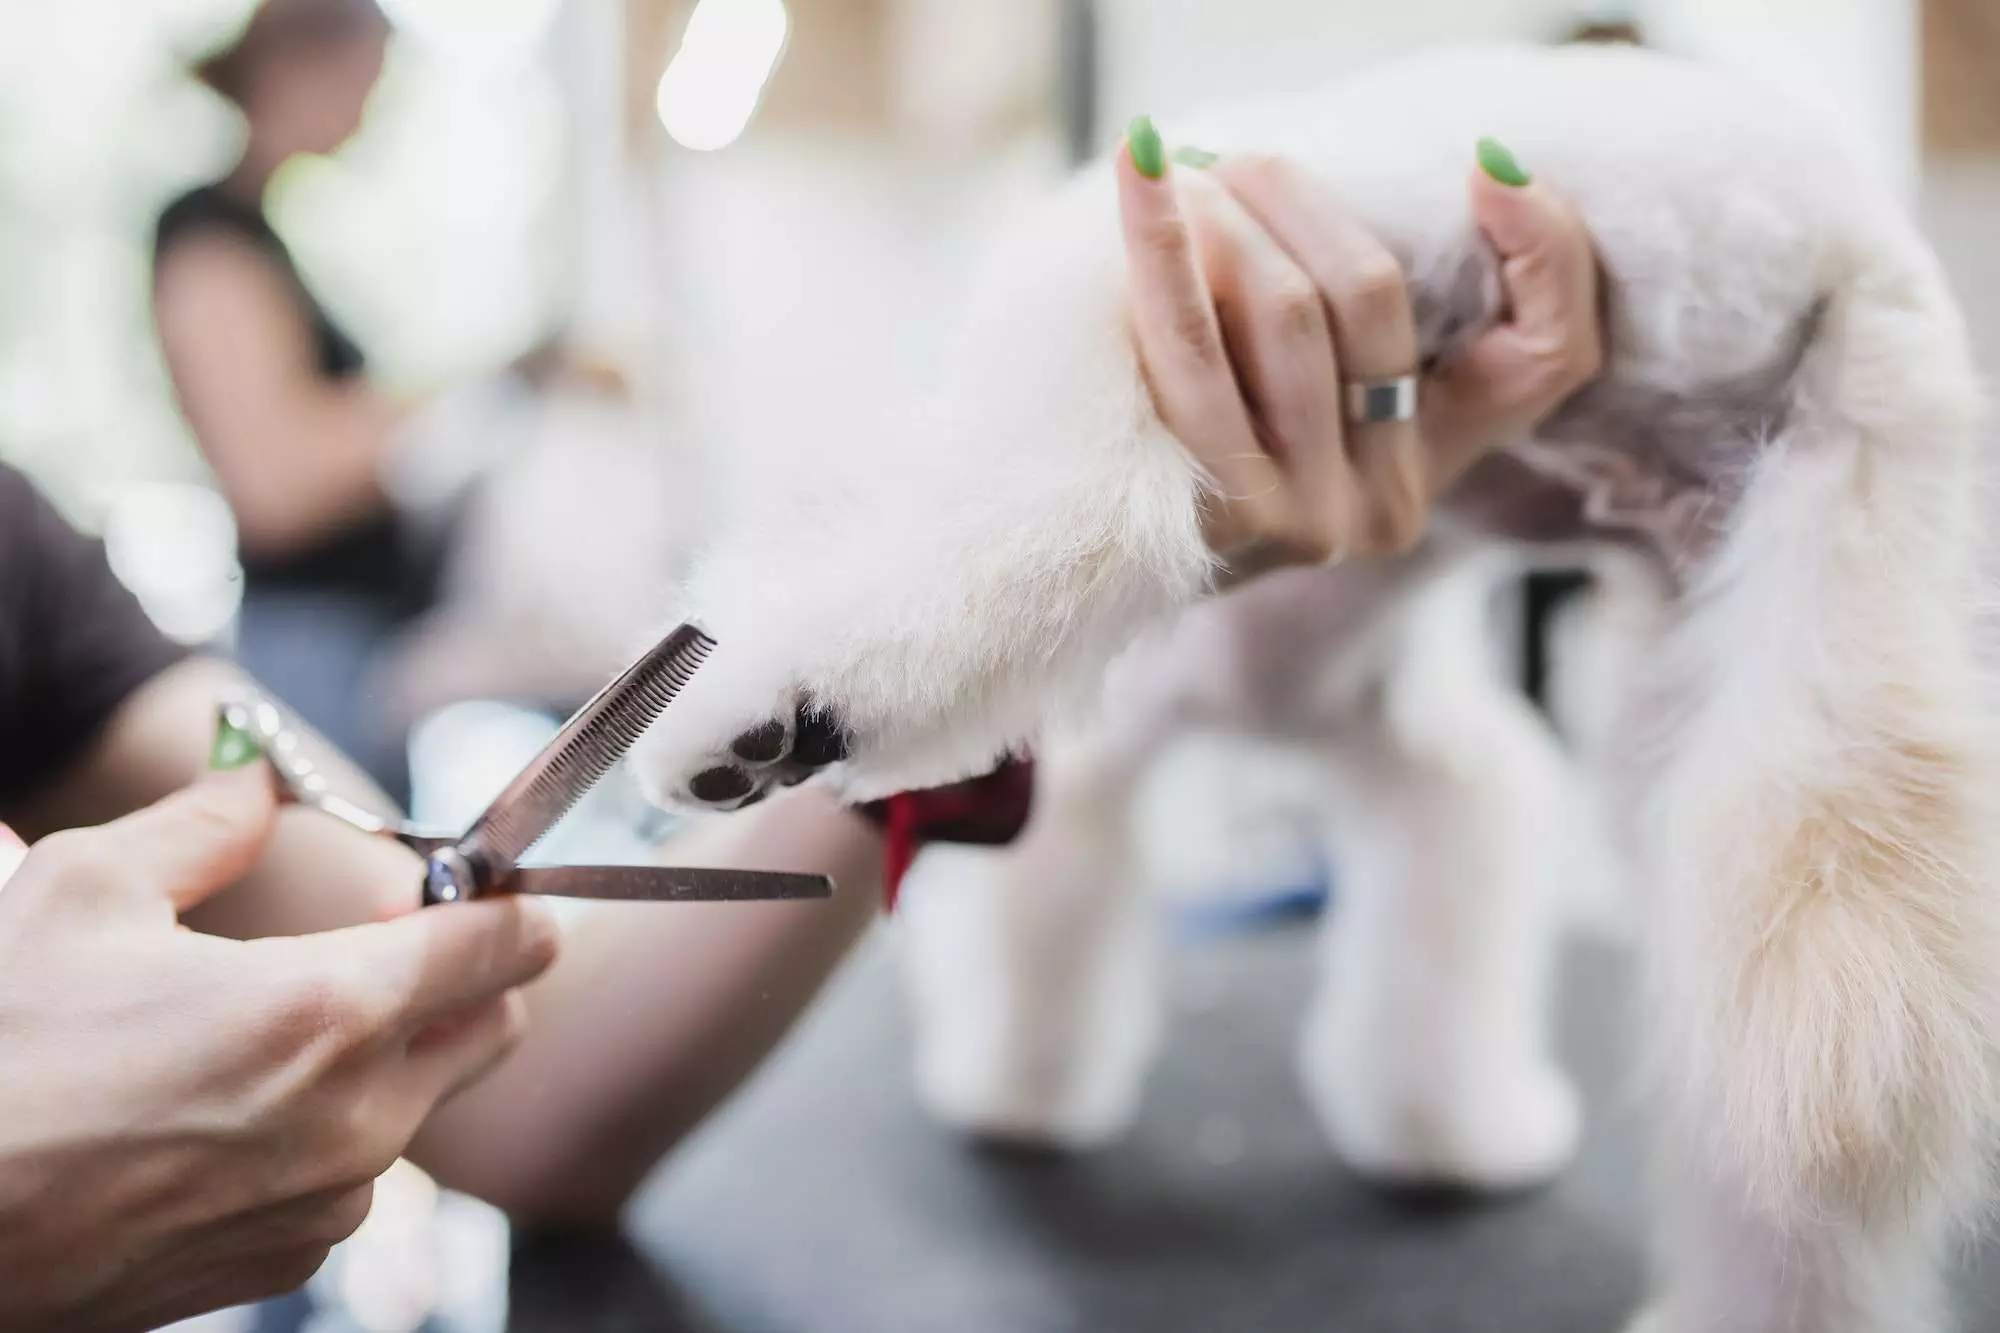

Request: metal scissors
left=221, top=622, right=835, bottom=909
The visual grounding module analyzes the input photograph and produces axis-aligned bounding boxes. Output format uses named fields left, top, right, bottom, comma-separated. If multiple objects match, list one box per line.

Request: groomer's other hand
left=0, top=756, right=558, bottom=1333
left=1117, top=120, right=1600, bottom=577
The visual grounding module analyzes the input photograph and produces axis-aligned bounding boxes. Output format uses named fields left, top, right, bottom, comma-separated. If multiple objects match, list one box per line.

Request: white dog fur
left=637, top=42, right=1998, bottom=1332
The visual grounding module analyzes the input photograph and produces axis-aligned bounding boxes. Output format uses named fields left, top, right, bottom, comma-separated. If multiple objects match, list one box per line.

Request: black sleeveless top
left=153, top=184, right=420, bottom=608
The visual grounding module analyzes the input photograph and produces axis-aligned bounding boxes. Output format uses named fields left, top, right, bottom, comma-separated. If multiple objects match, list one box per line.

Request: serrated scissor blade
left=455, top=623, right=715, bottom=887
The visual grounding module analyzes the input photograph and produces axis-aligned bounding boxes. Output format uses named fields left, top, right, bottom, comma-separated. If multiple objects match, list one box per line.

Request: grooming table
left=508, top=925, right=2000, bottom=1332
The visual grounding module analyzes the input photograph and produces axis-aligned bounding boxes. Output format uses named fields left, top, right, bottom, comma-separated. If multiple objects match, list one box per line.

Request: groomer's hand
left=0, top=761, right=558, bottom=1333
left=1118, top=118, right=1601, bottom=575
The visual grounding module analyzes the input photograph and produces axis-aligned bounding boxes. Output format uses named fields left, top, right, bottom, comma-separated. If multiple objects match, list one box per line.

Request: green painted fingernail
left=1128, top=115, right=1166, bottom=180
left=1476, top=137, right=1531, bottom=187
left=1172, top=145, right=1219, bottom=169
left=209, top=712, right=261, bottom=771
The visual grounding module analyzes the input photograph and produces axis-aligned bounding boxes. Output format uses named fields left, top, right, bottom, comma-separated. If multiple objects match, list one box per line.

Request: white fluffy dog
left=637, top=42, right=1997, bottom=1332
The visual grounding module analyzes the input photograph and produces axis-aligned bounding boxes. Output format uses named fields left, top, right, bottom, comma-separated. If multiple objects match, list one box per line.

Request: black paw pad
left=730, top=719, right=792, bottom=764
left=690, top=766, right=755, bottom=804
left=792, top=705, right=851, bottom=768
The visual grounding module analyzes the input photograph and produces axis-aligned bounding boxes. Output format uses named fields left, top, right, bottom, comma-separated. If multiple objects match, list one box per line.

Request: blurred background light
left=655, top=0, right=790, bottom=152
left=0, top=0, right=564, bottom=526
left=101, top=482, right=243, bottom=647
left=376, top=0, right=564, bottom=72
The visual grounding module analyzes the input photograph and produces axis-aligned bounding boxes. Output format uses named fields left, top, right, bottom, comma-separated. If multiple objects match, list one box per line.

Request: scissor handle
left=221, top=697, right=471, bottom=902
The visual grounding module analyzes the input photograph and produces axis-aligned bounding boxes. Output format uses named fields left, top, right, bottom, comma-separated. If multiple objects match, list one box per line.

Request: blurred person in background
left=151, top=0, right=615, bottom=806
left=151, top=0, right=418, bottom=800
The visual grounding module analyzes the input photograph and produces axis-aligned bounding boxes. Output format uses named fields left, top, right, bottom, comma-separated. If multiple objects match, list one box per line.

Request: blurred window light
left=656, top=0, right=790, bottom=152
left=102, top=483, right=244, bottom=647
left=376, top=0, right=563, bottom=71
left=0, top=0, right=564, bottom=515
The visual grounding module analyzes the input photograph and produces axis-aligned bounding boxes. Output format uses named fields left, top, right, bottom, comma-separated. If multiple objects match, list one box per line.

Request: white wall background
left=1649, top=0, right=1919, bottom=197
left=1095, top=0, right=1597, bottom=130
left=1093, top=0, right=1918, bottom=192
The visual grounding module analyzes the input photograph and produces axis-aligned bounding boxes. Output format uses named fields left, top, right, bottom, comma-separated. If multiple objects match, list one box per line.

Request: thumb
left=1467, top=143, right=1560, bottom=260
left=1465, top=140, right=1596, bottom=349
left=103, top=760, right=279, bottom=917
left=1421, top=141, right=1601, bottom=479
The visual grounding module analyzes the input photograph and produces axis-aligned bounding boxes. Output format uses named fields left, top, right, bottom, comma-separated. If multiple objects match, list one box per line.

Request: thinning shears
left=222, top=623, right=834, bottom=909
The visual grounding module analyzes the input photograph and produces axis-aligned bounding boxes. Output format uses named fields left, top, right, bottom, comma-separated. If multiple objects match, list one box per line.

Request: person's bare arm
left=11, top=655, right=883, bottom=1226
left=153, top=234, right=404, bottom=561
left=8, top=657, right=415, bottom=934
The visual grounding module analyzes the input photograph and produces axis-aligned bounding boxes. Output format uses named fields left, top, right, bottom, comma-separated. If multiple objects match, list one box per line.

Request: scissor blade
left=455, top=623, right=716, bottom=887
left=496, top=865, right=836, bottom=903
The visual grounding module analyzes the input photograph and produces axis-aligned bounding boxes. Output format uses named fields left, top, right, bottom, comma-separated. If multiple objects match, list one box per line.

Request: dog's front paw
left=629, top=606, right=1023, bottom=811
left=626, top=603, right=873, bottom=810
left=631, top=465, right=1212, bottom=812
left=651, top=694, right=854, bottom=812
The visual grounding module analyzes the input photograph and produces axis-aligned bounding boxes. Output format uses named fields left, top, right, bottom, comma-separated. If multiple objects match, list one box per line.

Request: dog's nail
left=1127, top=114, right=1167, bottom=180
left=777, top=768, right=811, bottom=788
left=1172, top=145, right=1219, bottom=169
left=1475, top=136, right=1531, bottom=187
left=792, top=708, right=851, bottom=768
left=730, top=719, right=791, bottom=764
left=734, top=788, right=769, bottom=810
left=690, top=766, right=755, bottom=803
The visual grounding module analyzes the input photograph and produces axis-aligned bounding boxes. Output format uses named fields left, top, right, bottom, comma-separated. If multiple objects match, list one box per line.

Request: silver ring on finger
left=1342, top=374, right=1418, bottom=426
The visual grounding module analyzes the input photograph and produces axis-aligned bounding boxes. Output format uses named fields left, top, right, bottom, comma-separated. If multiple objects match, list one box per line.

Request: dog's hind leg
left=1636, top=272, right=1998, bottom=1331
left=1299, top=552, right=1584, bottom=1191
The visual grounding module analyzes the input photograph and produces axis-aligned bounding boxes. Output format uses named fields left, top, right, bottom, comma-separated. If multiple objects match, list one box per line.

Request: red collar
left=859, top=758, right=1036, bottom=911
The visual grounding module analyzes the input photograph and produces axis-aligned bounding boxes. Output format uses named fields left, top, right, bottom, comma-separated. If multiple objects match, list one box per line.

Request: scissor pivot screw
left=423, top=848, right=476, bottom=907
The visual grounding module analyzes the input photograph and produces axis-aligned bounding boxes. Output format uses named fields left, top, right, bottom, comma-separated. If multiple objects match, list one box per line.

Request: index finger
left=1116, top=122, right=1271, bottom=459
left=293, top=896, right=561, bottom=1035
left=1116, top=121, right=1230, bottom=394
